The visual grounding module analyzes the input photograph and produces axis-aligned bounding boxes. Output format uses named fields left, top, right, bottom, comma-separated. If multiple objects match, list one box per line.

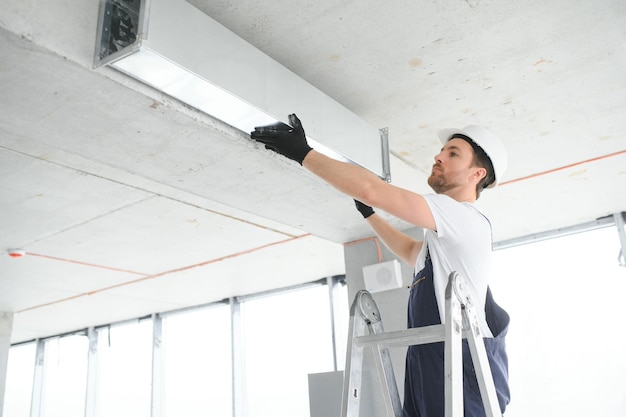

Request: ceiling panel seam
left=16, top=195, right=156, bottom=247
left=1, top=139, right=300, bottom=238
left=25, top=252, right=149, bottom=276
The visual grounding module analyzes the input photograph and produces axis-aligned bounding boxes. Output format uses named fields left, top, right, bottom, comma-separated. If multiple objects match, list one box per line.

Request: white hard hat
left=438, top=125, right=508, bottom=188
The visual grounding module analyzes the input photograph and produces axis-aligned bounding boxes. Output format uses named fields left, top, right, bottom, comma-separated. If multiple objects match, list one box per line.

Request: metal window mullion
left=29, top=339, right=45, bottom=417
left=613, top=212, right=626, bottom=266
left=151, top=314, right=163, bottom=417
left=84, top=327, right=99, bottom=417
left=326, top=276, right=339, bottom=371
left=230, top=298, right=244, bottom=417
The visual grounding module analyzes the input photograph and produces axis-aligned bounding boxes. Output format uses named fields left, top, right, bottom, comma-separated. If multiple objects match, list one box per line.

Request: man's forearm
left=303, top=148, right=436, bottom=234
left=302, top=150, right=385, bottom=203
left=366, top=214, right=423, bottom=266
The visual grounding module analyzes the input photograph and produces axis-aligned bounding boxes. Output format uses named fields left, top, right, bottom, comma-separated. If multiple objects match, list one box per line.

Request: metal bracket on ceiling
left=380, top=128, right=391, bottom=183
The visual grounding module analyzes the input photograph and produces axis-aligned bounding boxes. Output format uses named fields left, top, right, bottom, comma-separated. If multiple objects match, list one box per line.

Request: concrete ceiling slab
left=1, top=0, right=625, bottom=343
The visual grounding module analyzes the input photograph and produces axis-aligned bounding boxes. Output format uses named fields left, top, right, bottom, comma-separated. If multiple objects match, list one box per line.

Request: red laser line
left=18, top=234, right=312, bottom=313
left=500, top=149, right=626, bottom=186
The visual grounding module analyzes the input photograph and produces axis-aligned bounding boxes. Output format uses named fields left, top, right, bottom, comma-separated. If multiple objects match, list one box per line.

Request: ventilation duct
left=94, top=0, right=390, bottom=180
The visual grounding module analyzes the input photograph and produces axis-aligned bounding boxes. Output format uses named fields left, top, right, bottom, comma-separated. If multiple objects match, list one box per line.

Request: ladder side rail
left=444, top=272, right=465, bottom=417
left=369, top=320, right=403, bottom=417
left=342, top=302, right=368, bottom=417
left=462, top=303, right=501, bottom=417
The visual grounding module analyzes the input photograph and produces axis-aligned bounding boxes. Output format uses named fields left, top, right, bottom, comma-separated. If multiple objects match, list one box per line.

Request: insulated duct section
left=94, top=0, right=391, bottom=181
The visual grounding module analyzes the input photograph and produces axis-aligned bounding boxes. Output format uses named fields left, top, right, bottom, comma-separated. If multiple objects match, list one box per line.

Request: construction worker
left=251, top=114, right=510, bottom=417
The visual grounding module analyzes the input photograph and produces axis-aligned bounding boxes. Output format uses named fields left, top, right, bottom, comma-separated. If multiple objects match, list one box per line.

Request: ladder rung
left=355, top=324, right=448, bottom=348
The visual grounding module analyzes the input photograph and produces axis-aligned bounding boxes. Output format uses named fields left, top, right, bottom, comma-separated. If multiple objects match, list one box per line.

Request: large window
left=96, top=320, right=153, bottom=417
left=490, top=226, right=626, bottom=417
left=162, top=303, right=232, bottom=417
left=241, top=284, right=336, bottom=417
left=4, top=342, right=35, bottom=417
left=40, top=335, right=89, bottom=417
left=3, top=277, right=346, bottom=417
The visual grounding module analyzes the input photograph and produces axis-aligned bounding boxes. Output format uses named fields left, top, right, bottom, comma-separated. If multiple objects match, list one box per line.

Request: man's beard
left=427, top=174, right=446, bottom=194
left=428, top=172, right=457, bottom=194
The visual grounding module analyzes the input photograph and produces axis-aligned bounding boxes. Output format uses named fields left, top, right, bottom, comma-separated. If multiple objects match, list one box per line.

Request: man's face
left=427, top=138, right=478, bottom=194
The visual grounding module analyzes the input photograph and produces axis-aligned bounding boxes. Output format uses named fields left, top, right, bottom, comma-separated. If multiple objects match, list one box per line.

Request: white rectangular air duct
left=94, top=0, right=390, bottom=180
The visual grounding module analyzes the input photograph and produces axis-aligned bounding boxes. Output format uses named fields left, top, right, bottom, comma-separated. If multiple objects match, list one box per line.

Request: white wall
left=0, top=313, right=14, bottom=417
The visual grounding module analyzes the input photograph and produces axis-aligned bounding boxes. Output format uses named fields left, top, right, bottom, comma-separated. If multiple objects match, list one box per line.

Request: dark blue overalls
left=403, top=251, right=510, bottom=417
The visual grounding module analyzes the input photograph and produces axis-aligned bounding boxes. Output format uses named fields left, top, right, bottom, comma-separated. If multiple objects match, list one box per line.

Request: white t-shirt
left=417, top=194, right=493, bottom=337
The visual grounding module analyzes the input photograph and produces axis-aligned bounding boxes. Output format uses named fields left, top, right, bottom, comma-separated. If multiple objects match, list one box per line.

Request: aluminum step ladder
left=341, top=271, right=501, bottom=417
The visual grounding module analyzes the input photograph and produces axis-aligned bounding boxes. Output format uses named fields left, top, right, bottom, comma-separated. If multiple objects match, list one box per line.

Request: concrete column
left=342, top=226, right=422, bottom=417
left=0, top=312, right=14, bottom=417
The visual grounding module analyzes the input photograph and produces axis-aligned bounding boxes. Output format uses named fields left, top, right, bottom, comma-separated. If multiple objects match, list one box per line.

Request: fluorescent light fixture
left=94, top=0, right=390, bottom=180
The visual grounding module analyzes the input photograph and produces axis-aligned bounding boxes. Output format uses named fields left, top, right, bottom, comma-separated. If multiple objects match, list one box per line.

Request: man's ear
left=472, top=166, right=487, bottom=183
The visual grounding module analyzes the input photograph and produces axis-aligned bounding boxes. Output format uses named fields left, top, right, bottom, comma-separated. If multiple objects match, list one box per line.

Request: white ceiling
left=1, top=0, right=625, bottom=344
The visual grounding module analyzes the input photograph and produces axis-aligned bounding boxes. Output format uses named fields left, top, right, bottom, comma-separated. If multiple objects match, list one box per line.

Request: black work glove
left=250, top=114, right=313, bottom=165
left=354, top=200, right=375, bottom=219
